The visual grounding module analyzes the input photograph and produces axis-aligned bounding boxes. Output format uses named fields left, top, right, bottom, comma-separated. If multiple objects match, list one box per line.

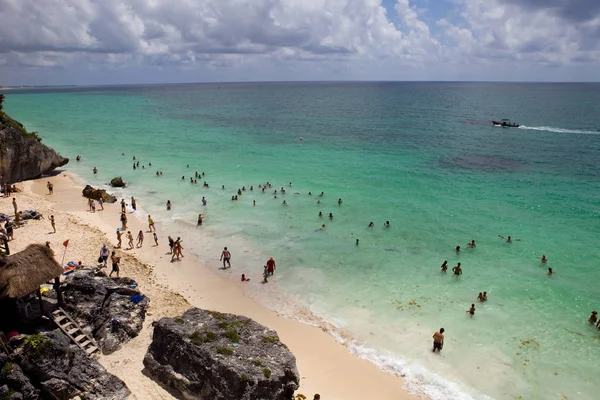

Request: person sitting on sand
left=467, top=304, right=476, bottom=316
left=467, top=240, right=476, bottom=247
left=588, top=311, right=598, bottom=325
left=432, top=328, right=444, bottom=352
left=452, top=263, right=462, bottom=276
left=441, top=260, right=448, bottom=272
left=541, top=254, right=547, bottom=263
left=241, top=274, right=250, bottom=282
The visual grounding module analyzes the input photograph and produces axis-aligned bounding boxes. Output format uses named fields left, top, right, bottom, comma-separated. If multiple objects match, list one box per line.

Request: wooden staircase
left=51, top=308, right=100, bottom=356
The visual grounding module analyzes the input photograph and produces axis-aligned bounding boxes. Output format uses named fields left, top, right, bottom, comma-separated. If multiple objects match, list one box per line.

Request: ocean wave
left=518, top=126, right=600, bottom=135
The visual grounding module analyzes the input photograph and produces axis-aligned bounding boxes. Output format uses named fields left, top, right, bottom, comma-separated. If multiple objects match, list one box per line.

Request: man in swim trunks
left=109, top=251, right=120, bottom=278
left=452, top=263, right=462, bottom=276
left=432, top=328, right=444, bottom=352
left=220, top=247, right=231, bottom=269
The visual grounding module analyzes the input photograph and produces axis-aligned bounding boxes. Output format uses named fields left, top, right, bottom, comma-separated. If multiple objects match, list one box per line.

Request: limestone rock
left=143, top=308, right=299, bottom=400
left=0, top=330, right=130, bottom=399
left=82, top=184, right=117, bottom=203
left=0, top=115, right=68, bottom=184
left=109, top=177, right=125, bottom=188
left=61, top=269, right=149, bottom=354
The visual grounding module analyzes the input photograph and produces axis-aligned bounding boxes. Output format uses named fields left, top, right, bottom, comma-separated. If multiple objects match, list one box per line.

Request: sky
left=0, top=0, right=599, bottom=85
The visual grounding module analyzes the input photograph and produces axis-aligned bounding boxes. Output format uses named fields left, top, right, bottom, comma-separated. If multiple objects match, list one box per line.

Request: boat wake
left=518, top=125, right=600, bottom=135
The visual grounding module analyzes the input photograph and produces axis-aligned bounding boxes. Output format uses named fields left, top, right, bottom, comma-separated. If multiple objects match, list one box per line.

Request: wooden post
left=37, top=288, right=45, bottom=315
left=54, top=277, right=63, bottom=305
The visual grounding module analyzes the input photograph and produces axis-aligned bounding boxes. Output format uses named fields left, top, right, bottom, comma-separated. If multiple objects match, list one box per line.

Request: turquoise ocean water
left=3, top=82, right=600, bottom=399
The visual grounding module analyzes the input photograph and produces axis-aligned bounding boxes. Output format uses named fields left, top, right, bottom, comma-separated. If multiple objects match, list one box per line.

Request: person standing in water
left=467, top=304, right=476, bottom=316
left=452, top=263, right=462, bottom=276
left=131, top=197, right=137, bottom=211
left=441, top=261, right=448, bottom=272
left=220, top=247, right=232, bottom=269
left=197, top=214, right=203, bottom=226
left=266, top=257, right=276, bottom=275
left=541, top=254, right=547, bottom=263
left=166, top=200, right=172, bottom=210
left=432, top=328, right=445, bottom=352
left=588, top=311, right=598, bottom=325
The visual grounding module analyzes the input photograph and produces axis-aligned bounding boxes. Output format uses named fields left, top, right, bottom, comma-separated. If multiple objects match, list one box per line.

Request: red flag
left=63, top=239, right=69, bottom=247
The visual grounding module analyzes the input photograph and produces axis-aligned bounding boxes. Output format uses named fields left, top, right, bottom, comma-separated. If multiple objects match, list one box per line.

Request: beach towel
left=130, top=295, right=145, bottom=304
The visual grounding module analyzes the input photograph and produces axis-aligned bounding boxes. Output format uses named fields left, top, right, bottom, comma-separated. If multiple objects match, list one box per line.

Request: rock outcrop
left=0, top=330, right=130, bottom=399
left=82, top=184, right=117, bottom=203
left=143, top=308, right=299, bottom=400
left=110, top=177, right=125, bottom=187
left=61, top=269, right=149, bottom=354
left=0, top=113, right=68, bottom=184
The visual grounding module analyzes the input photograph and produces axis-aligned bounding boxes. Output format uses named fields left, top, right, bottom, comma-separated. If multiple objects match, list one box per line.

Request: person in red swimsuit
left=266, top=257, right=276, bottom=275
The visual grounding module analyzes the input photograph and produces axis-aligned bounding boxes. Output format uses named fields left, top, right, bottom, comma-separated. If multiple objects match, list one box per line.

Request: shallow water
left=4, top=82, right=600, bottom=399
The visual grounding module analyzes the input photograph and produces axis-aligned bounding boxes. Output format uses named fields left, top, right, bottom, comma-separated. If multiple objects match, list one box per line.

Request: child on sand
left=127, top=231, right=134, bottom=249
left=241, top=274, right=250, bottom=282
left=136, top=230, right=144, bottom=248
left=263, top=265, right=268, bottom=283
left=153, top=232, right=158, bottom=246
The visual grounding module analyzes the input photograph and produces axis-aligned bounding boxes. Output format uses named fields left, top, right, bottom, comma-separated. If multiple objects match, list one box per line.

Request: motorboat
left=492, top=119, right=519, bottom=128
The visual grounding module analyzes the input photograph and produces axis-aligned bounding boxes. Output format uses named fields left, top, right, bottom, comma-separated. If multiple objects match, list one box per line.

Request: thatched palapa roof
left=0, top=244, right=63, bottom=298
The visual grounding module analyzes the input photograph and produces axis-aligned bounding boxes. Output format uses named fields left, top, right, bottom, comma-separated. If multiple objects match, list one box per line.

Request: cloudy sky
left=1, top=0, right=599, bottom=85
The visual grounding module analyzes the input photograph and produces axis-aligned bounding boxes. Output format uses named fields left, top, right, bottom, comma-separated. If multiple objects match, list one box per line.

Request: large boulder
left=61, top=269, right=149, bottom=354
left=109, top=177, right=125, bottom=188
left=82, top=184, right=117, bottom=203
left=0, top=114, right=68, bottom=184
left=143, top=308, right=299, bottom=400
left=0, top=330, right=130, bottom=399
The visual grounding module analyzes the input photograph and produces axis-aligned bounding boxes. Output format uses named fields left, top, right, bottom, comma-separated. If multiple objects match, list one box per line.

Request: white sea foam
left=519, top=125, right=600, bottom=135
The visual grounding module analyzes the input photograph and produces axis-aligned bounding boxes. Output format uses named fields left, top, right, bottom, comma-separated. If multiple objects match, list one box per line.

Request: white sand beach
left=0, top=172, right=420, bottom=400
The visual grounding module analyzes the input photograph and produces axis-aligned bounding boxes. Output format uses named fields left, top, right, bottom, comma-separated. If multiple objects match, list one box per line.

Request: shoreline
left=7, top=170, right=421, bottom=400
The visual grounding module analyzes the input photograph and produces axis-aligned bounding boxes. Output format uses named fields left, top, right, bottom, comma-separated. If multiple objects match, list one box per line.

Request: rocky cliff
left=0, top=110, right=68, bottom=184
left=143, top=308, right=300, bottom=400
left=0, top=330, right=130, bottom=399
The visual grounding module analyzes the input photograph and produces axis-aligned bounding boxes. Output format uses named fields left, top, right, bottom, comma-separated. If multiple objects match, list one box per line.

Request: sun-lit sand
left=1, top=172, right=419, bottom=400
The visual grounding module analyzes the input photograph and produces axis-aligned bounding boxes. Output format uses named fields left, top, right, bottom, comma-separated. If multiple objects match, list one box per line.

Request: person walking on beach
left=432, top=328, right=444, bottom=352
left=100, top=244, right=110, bottom=267
left=47, top=181, right=54, bottom=195
left=168, top=236, right=174, bottom=254
left=12, top=198, right=17, bottom=215
left=116, top=229, right=123, bottom=248
left=220, top=247, right=231, bottom=269
left=120, top=212, right=127, bottom=230
left=127, top=231, right=134, bottom=249
left=263, top=265, right=269, bottom=283
left=98, top=197, right=104, bottom=210
left=136, top=230, right=144, bottom=248
left=148, top=215, right=155, bottom=232
left=131, top=197, right=137, bottom=211
left=50, top=215, right=56, bottom=233
left=109, top=251, right=120, bottom=278
left=452, top=263, right=462, bottom=276
left=153, top=232, right=158, bottom=246
left=171, top=238, right=183, bottom=261
left=266, top=257, right=276, bottom=275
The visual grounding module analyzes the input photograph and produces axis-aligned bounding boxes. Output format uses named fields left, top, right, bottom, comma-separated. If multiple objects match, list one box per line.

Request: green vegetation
left=0, top=95, right=42, bottom=142
left=209, top=311, right=226, bottom=320
left=252, top=359, right=263, bottom=366
left=175, top=318, right=185, bottom=324
left=216, top=321, right=229, bottom=330
left=0, top=96, right=42, bottom=141
left=240, top=373, right=250, bottom=383
left=261, top=335, right=278, bottom=344
left=190, top=330, right=217, bottom=345
left=1, top=362, right=14, bottom=375
left=216, top=346, right=234, bottom=356
left=24, top=334, right=49, bottom=352
left=262, top=368, right=272, bottom=378
left=231, top=320, right=242, bottom=328
left=223, top=329, right=240, bottom=343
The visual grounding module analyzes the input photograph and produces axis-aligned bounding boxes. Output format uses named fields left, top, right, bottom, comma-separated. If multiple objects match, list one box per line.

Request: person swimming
left=547, top=267, right=553, bottom=275
left=588, top=311, right=597, bottom=325
left=384, top=221, right=390, bottom=227
left=368, top=222, right=374, bottom=227
left=329, top=213, right=333, bottom=219
left=319, top=211, right=323, bottom=217
left=441, top=260, right=448, bottom=272
left=467, top=240, right=476, bottom=247
left=541, top=254, right=548, bottom=263
left=338, top=198, right=343, bottom=205
left=455, top=245, right=461, bottom=253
